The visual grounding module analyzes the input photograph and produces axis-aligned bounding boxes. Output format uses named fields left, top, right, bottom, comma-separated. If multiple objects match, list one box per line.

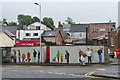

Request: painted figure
left=79, top=49, right=87, bottom=65
left=87, top=48, right=92, bottom=63
left=22, top=53, right=26, bottom=63
left=65, top=50, right=70, bottom=64
left=33, top=49, right=37, bottom=63
left=57, top=50, right=60, bottom=63
left=97, top=48, right=103, bottom=63
left=27, top=52, right=31, bottom=63
left=60, top=53, right=63, bottom=63
left=37, top=50, right=40, bottom=64
left=18, top=50, right=21, bottom=63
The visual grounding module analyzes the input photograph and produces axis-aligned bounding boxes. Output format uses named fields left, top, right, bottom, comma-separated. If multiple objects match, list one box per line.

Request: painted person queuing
left=13, top=49, right=17, bottom=63
left=97, top=48, right=103, bottom=63
left=57, top=50, right=60, bottom=63
left=37, top=50, right=40, bottom=64
left=33, top=49, right=37, bottom=63
left=86, top=48, right=92, bottom=63
left=65, top=50, right=70, bottom=64
left=27, top=52, right=31, bottom=63
left=18, top=50, right=21, bottom=63
left=79, top=49, right=87, bottom=65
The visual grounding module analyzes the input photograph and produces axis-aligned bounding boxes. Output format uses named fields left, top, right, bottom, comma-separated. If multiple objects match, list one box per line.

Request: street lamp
left=34, top=3, right=42, bottom=63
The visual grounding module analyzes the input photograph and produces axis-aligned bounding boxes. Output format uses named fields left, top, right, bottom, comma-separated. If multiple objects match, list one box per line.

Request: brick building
left=41, top=30, right=63, bottom=45
left=108, top=29, right=120, bottom=51
left=87, top=22, right=116, bottom=40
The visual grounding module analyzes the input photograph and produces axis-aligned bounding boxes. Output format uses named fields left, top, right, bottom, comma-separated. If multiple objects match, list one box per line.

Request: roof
left=57, top=28, right=69, bottom=39
left=89, top=22, right=116, bottom=25
left=4, top=30, right=16, bottom=37
left=63, top=24, right=71, bottom=28
left=0, top=32, right=15, bottom=47
left=93, top=33, right=108, bottom=40
left=1, top=26, right=18, bottom=33
left=70, top=24, right=88, bottom=32
left=28, top=22, right=46, bottom=27
left=42, top=30, right=61, bottom=37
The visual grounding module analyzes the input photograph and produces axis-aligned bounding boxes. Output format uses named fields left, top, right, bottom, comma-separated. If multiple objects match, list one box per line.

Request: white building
left=16, top=22, right=52, bottom=40
left=69, top=24, right=88, bottom=44
left=16, top=30, right=44, bottom=40
left=28, top=22, right=51, bottom=30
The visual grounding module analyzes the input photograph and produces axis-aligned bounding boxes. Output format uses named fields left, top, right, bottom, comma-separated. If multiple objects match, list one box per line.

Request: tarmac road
left=1, top=64, right=119, bottom=80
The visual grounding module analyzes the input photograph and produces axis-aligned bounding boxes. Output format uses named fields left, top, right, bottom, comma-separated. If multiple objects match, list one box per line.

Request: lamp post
left=34, top=3, right=42, bottom=63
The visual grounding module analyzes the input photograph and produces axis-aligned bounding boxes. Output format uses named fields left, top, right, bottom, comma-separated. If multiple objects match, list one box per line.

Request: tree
left=17, top=14, right=40, bottom=26
left=8, top=22, right=17, bottom=26
left=17, top=14, right=32, bottom=26
left=65, top=17, right=75, bottom=24
left=41, top=17, right=55, bottom=30
left=32, top=16, right=40, bottom=23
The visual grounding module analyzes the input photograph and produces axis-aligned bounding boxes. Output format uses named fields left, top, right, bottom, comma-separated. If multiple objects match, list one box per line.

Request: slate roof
left=1, top=26, right=18, bottom=33
left=42, top=30, right=60, bottom=37
left=70, top=24, right=88, bottom=32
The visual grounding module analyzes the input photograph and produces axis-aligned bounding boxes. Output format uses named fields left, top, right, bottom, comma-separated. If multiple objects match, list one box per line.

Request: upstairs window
left=106, top=28, right=114, bottom=32
left=26, top=33, right=31, bottom=36
left=33, top=33, right=38, bottom=36
left=92, top=29, right=99, bottom=32
left=79, top=33, right=82, bottom=37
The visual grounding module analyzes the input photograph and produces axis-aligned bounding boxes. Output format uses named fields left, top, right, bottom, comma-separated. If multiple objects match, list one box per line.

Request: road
left=1, top=64, right=119, bottom=80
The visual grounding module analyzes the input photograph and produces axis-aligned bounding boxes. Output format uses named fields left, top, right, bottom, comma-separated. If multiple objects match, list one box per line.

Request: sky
left=0, top=0, right=119, bottom=27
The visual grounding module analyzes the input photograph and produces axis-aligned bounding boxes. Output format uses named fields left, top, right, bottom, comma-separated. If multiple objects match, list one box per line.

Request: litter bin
left=116, top=49, right=120, bottom=58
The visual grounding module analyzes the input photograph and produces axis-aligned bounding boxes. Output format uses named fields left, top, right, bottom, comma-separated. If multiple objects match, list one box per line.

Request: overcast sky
left=0, top=1, right=118, bottom=27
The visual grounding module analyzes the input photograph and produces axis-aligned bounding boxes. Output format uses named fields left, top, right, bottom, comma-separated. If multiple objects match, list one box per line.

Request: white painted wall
left=16, top=30, right=44, bottom=40
left=50, top=46, right=105, bottom=63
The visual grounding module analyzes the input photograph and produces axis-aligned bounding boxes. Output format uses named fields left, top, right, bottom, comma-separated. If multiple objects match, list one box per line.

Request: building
left=88, top=22, right=116, bottom=40
left=108, top=29, right=120, bottom=51
left=16, top=22, right=52, bottom=40
left=28, top=22, right=51, bottom=30
left=57, top=22, right=72, bottom=45
left=70, top=24, right=88, bottom=45
left=41, top=30, right=63, bottom=45
left=63, top=24, right=71, bottom=34
left=93, top=33, right=108, bottom=46
left=0, top=30, right=15, bottom=47
left=16, top=30, right=44, bottom=40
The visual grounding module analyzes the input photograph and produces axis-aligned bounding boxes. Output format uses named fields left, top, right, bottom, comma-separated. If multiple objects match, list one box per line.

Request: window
left=33, top=33, right=38, bottom=36
left=26, top=33, right=31, bottom=36
left=79, top=33, right=82, bottom=37
left=107, top=28, right=114, bottom=32
left=112, top=24, right=115, bottom=28
left=92, top=29, right=99, bottom=32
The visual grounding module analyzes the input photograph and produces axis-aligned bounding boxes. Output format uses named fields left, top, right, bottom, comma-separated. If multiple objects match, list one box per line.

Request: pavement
left=2, top=58, right=120, bottom=79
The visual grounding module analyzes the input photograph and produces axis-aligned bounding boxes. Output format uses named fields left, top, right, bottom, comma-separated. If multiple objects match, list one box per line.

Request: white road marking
left=97, top=68, right=106, bottom=71
left=48, top=72, right=53, bottom=74
left=69, top=73, right=75, bottom=76
left=39, top=71, right=44, bottom=72
left=13, top=70, right=18, bottom=72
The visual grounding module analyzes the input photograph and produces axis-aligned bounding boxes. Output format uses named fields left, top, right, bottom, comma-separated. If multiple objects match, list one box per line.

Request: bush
left=87, top=39, right=94, bottom=45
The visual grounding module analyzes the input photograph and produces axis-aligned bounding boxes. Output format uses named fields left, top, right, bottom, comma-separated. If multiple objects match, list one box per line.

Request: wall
left=50, top=46, right=108, bottom=63
left=108, top=30, right=120, bottom=51
left=44, top=37, right=55, bottom=42
left=71, top=32, right=86, bottom=39
left=16, top=30, right=44, bottom=40
left=11, top=46, right=109, bottom=63
left=11, top=46, right=46, bottom=63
